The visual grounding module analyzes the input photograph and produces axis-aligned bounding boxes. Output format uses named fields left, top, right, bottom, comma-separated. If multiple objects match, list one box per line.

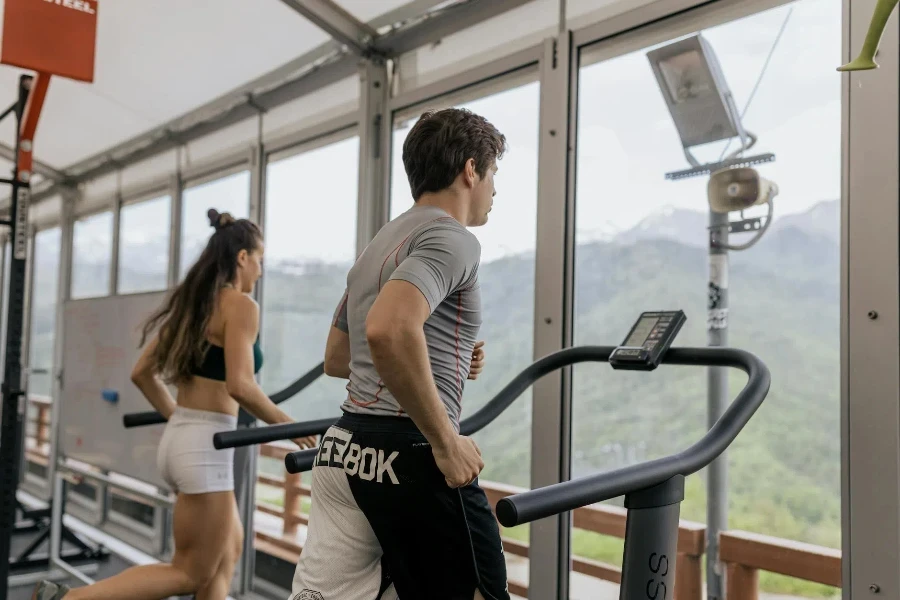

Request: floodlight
left=647, top=34, right=752, bottom=166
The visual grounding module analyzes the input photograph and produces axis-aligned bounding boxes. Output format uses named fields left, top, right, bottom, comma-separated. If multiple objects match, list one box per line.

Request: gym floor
left=5, top=528, right=133, bottom=600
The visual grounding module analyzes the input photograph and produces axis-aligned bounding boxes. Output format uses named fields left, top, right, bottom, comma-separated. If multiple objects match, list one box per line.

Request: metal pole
left=558, top=0, right=566, bottom=35
left=232, top=440, right=254, bottom=594
left=619, top=476, right=684, bottom=600
left=49, top=473, right=64, bottom=575
left=46, top=193, right=75, bottom=509
left=0, top=75, right=32, bottom=600
left=706, top=210, right=729, bottom=600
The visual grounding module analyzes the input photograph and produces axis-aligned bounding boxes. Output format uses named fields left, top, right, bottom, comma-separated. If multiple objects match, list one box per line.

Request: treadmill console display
left=609, top=310, right=686, bottom=371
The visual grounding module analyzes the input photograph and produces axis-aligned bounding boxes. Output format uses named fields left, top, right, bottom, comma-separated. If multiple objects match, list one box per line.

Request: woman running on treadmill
left=32, top=209, right=316, bottom=600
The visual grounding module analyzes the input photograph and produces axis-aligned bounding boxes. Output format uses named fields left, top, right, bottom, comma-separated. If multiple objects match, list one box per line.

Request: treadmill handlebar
left=286, top=448, right=318, bottom=473
left=121, top=362, right=325, bottom=429
left=122, top=411, right=166, bottom=428
left=495, top=347, right=770, bottom=528
left=213, top=417, right=336, bottom=449
left=283, top=346, right=619, bottom=474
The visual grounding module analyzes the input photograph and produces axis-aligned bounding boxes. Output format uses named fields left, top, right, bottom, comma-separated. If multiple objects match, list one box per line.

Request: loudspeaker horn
left=707, top=167, right=778, bottom=214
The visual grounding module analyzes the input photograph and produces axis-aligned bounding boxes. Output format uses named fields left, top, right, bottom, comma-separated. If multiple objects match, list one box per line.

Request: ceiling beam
left=63, top=49, right=358, bottom=186
left=0, top=142, right=67, bottom=183
left=279, top=0, right=379, bottom=55
left=4, top=0, right=537, bottom=213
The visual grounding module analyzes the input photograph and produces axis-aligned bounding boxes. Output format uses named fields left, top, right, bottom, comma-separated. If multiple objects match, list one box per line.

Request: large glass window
left=118, top=195, right=171, bottom=294
left=180, top=170, right=250, bottom=278
left=29, top=228, right=61, bottom=397
left=390, top=79, right=540, bottom=586
left=571, top=0, right=840, bottom=596
left=260, top=135, right=359, bottom=419
left=71, top=211, right=113, bottom=299
left=252, top=136, right=360, bottom=588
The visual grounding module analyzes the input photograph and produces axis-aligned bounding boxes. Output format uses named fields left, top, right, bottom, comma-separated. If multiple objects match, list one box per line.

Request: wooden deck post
left=726, top=562, right=759, bottom=600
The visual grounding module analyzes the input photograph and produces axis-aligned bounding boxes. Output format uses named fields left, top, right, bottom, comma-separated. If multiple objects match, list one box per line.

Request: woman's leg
left=60, top=490, right=235, bottom=600
left=194, top=494, right=243, bottom=600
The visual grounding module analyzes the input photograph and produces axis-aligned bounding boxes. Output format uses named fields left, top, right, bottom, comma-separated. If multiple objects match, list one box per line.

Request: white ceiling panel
left=340, top=0, right=424, bottom=21
left=0, top=0, right=329, bottom=169
left=0, top=0, right=493, bottom=183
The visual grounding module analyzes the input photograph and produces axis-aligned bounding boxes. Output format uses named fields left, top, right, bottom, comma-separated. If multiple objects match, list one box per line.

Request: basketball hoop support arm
left=18, top=71, right=50, bottom=183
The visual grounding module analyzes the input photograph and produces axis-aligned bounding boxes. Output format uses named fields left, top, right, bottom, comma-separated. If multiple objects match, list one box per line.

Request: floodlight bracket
left=665, top=152, right=775, bottom=181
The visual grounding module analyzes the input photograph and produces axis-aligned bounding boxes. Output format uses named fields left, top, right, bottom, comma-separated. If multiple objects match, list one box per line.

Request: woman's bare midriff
left=173, top=290, right=241, bottom=417
left=175, top=377, right=239, bottom=416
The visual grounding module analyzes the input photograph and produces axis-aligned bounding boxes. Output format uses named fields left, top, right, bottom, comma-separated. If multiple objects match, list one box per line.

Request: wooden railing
left=481, top=481, right=704, bottom=599
left=17, top=402, right=844, bottom=599
left=24, top=394, right=51, bottom=469
left=720, top=530, right=842, bottom=599
left=250, top=446, right=842, bottom=599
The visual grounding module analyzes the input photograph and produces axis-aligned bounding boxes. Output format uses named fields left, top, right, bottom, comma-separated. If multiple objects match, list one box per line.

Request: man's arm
left=366, top=280, right=456, bottom=449
left=324, top=290, right=351, bottom=379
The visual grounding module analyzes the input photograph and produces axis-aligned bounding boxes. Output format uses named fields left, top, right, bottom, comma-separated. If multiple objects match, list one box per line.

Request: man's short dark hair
left=402, top=108, right=507, bottom=201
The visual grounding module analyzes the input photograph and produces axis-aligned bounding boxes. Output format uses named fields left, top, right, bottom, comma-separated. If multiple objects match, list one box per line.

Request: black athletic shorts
left=289, top=412, right=510, bottom=600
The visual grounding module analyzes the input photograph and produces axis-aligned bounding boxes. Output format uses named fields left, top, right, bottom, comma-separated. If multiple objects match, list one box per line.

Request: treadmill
left=492, top=310, right=771, bottom=599
left=207, top=310, right=770, bottom=599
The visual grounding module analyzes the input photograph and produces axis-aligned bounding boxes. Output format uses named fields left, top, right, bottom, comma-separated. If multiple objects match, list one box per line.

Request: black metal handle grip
left=123, top=412, right=166, bottom=428
left=495, top=347, right=770, bottom=528
left=283, top=346, right=619, bottom=474
left=213, top=417, right=336, bottom=449
left=122, top=361, right=325, bottom=429
left=285, top=448, right=318, bottom=473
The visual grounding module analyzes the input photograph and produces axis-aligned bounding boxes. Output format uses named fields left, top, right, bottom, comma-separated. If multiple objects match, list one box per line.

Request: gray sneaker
left=30, top=581, right=70, bottom=600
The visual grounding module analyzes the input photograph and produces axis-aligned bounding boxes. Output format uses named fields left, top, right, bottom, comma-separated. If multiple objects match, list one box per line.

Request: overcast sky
left=61, top=0, right=841, bottom=268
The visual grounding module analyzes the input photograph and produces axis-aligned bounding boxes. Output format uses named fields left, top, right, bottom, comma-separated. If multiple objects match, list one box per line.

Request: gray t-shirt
left=331, top=205, right=482, bottom=429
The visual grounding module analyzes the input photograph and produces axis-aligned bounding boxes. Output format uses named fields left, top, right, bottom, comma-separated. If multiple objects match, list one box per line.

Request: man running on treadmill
left=289, top=107, right=509, bottom=600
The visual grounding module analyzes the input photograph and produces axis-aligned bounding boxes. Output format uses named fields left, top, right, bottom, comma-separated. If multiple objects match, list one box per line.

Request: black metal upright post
left=618, top=476, right=685, bottom=600
left=0, top=74, right=34, bottom=600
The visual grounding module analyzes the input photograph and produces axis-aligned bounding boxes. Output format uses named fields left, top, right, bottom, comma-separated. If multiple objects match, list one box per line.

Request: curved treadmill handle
left=495, top=347, right=770, bottom=528
left=122, top=411, right=168, bottom=428
left=282, top=346, right=618, bottom=474
left=286, top=447, right=318, bottom=473
left=213, top=417, right=336, bottom=449
left=122, top=361, right=326, bottom=428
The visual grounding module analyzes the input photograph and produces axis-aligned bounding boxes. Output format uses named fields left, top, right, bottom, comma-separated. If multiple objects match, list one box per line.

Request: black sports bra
left=191, top=337, right=264, bottom=381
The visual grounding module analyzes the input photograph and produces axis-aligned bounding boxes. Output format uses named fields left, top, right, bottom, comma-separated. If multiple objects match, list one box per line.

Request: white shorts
left=156, top=406, right=237, bottom=495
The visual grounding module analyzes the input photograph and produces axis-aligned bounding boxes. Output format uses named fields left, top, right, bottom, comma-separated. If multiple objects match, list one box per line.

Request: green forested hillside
left=251, top=214, right=840, bottom=539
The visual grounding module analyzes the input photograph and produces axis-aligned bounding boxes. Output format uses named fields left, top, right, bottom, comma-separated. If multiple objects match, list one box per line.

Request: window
left=180, top=170, right=250, bottom=278
left=71, top=211, right=113, bottom=299
left=29, top=228, right=61, bottom=397
left=571, top=0, right=840, bottom=595
left=260, top=135, right=359, bottom=420
left=118, top=195, right=171, bottom=294
left=252, top=135, right=359, bottom=584
left=390, top=80, right=540, bottom=581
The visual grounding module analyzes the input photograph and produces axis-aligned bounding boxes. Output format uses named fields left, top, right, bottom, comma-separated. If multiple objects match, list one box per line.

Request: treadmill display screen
left=624, top=316, right=659, bottom=348
left=610, top=310, right=686, bottom=371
